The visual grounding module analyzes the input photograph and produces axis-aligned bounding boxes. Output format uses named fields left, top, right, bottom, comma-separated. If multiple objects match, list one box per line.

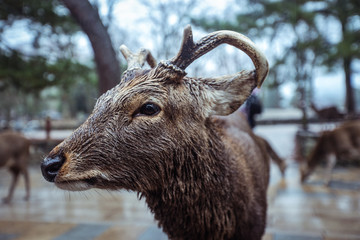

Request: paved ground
left=1, top=124, right=360, bottom=240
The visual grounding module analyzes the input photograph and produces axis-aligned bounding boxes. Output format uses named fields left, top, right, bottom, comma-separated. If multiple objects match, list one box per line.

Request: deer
left=0, top=130, right=30, bottom=203
left=310, top=102, right=345, bottom=120
left=41, top=25, right=274, bottom=239
left=300, top=120, right=360, bottom=185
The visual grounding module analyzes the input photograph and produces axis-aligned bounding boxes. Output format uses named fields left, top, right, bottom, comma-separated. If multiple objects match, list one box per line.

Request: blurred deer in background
left=41, top=25, right=275, bottom=239
left=310, top=102, right=345, bottom=121
left=301, top=120, right=360, bottom=185
left=0, top=131, right=30, bottom=203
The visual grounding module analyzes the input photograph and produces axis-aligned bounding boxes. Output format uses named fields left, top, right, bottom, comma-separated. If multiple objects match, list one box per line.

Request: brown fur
left=301, top=120, right=360, bottom=184
left=41, top=27, right=273, bottom=239
left=254, top=134, right=286, bottom=177
left=0, top=131, right=30, bottom=203
left=311, top=102, right=345, bottom=120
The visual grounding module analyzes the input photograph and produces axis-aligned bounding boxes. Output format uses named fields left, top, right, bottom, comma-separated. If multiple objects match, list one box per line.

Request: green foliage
left=193, top=0, right=359, bottom=113
left=0, top=0, right=78, bottom=34
left=0, top=0, right=84, bottom=94
left=0, top=0, right=98, bottom=121
left=0, top=50, right=49, bottom=93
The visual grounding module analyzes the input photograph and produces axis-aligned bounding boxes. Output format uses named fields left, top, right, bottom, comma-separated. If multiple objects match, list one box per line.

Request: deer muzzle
left=41, top=154, right=65, bottom=182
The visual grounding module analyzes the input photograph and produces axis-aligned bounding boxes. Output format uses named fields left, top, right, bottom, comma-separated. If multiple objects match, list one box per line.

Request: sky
left=2, top=0, right=359, bottom=110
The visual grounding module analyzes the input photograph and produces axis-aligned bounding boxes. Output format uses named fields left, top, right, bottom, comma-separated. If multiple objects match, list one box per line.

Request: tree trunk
left=339, top=12, right=356, bottom=115
left=344, top=57, right=355, bottom=115
left=61, top=0, right=120, bottom=95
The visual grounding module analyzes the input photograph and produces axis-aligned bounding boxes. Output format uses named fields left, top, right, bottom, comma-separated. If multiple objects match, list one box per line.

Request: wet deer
left=301, top=120, right=360, bottom=185
left=0, top=131, right=30, bottom=203
left=41, top=26, right=272, bottom=239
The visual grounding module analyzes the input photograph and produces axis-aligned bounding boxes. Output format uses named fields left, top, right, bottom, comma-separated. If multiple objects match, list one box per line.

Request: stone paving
left=0, top=124, right=359, bottom=240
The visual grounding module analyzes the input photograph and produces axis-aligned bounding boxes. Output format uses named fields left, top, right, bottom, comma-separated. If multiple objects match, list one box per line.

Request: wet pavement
left=0, top=124, right=360, bottom=240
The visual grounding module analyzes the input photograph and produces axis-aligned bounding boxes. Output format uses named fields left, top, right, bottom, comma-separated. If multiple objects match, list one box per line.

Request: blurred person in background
left=245, top=89, right=263, bottom=129
left=45, top=116, right=51, bottom=141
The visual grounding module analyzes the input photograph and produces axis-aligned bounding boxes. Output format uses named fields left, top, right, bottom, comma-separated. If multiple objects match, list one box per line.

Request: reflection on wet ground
left=0, top=166, right=160, bottom=240
left=266, top=165, right=360, bottom=240
left=0, top=125, right=359, bottom=240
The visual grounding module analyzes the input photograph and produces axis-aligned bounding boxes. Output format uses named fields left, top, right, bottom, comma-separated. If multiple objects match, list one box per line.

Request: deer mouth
left=54, top=171, right=107, bottom=191
left=55, top=179, right=94, bottom=191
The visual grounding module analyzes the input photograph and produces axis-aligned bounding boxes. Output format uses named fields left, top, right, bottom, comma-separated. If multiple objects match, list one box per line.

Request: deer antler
left=119, top=45, right=157, bottom=82
left=120, top=45, right=157, bottom=70
left=167, top=25, right=269, bottom=87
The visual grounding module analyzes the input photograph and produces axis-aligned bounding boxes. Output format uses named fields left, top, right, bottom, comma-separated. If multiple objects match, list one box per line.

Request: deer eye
left=135, top=103, right=161, bottom=117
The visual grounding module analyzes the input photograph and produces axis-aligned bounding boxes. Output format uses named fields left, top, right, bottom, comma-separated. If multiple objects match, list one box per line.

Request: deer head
left=41, top=25, right=268, bottom=193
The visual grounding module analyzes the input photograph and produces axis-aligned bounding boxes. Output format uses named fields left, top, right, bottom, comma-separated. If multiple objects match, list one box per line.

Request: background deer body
left=0, top=131, right=30, bottom=203
left=310, top=102, right=345, bottom=120
left=41, top=26, right=271, bottom=239
left=301, top=120, right=360, bottom=184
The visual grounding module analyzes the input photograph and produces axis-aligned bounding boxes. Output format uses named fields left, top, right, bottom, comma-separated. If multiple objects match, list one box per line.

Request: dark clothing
left=246, top=95, right=262, bottom=128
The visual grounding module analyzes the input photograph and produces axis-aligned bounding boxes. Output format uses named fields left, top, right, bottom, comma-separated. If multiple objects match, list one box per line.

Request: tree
left=193, top=0, right=360, bottom=115
left=0, top=0, right=98, bottom=124
left=1, top=0, right=122, bottom=96
left=0, top=0, right=80, bottom=92
left=314, top=0, right=360, bottom=114
left=61, top=0, right=120, bottom=95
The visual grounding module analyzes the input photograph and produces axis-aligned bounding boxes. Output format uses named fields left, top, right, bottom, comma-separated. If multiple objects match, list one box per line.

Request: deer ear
left=202, top=70, right=257, bottom=116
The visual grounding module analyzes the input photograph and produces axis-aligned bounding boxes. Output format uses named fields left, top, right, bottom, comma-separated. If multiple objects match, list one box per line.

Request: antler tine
left=169, top=25, right=269, bottom=87
left=120, top=45, right=157, bottom=70
left=170, top=25, right=196, bottom=69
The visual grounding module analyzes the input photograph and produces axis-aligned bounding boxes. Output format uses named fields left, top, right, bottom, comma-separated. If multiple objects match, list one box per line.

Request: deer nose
left=41, top=155, right=65, bottom=182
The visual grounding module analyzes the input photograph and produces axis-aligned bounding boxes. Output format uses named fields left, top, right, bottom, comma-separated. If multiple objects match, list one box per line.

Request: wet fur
left=44, top=56, right=272, bottom=238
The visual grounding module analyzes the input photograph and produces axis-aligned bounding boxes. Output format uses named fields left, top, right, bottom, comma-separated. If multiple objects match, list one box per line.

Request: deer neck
left=142, top=131, right=240, bottom=239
